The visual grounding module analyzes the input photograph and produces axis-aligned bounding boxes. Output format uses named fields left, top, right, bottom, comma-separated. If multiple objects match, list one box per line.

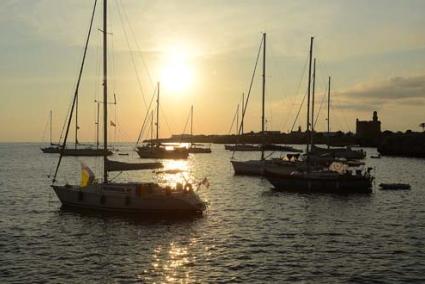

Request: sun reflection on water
left=157, top=159, right=192, bottom=189
left=140, top=240, right=197, bottom=283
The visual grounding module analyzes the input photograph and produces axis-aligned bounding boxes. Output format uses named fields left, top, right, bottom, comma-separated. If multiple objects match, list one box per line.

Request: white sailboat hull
left=52, top=183, right=206, bottom=214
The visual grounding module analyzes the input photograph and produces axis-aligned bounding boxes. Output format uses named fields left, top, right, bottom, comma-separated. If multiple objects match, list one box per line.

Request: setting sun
left=160, top=47, right=194, bottom=92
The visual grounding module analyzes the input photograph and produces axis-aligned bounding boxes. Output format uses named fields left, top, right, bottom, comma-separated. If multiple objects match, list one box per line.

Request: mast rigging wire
left=52, top=0, right=98, bottom=182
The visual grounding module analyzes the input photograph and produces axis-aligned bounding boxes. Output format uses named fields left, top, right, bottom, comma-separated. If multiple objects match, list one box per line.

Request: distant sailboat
left=188, top=105, right=212, bottom=154
left=231, top=33, right=271, bottom=175
left=265, top=37, right=373, bottom=194
left=225, top=93, right=260, bottom=151
left=41, top=3, right=112, bottom=157
left=41, top=110, right=62, bottom=153
left=231, top=33, right=301, bottom=176
left=51, top=0, right=206, bottom=214
left=309, top=76, right=366, bottom=160
left=136, top=82, right=189, bottom=160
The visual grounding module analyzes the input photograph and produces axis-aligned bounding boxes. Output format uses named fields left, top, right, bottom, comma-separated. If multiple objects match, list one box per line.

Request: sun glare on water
left=160, top=46, right=194, bottom=93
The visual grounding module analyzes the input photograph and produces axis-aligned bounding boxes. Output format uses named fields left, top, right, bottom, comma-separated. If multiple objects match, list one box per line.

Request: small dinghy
left=379, top=183, right=411, bottom=190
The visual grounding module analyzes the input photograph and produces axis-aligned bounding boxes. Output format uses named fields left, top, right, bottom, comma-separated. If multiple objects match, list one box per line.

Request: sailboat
left=309, top=76, right=366, bottom=160
left=265, top=37, right=373, bottom=193
left=51, top=0, right=206, bottom=214
left=225, top=93, right=261, bottom=151
left=232, top=33, right=272, bottom=174
left=187, top=105, right=212, bottom=154
left=136, top=82, right=189, bottom=160
left=230, top=34, right=302, bottom=176
left=41, top=110, right=62, bottom=153
left=41, top=6, right=113, bottom=157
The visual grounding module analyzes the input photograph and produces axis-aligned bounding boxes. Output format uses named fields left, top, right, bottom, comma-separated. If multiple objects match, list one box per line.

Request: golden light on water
left=142, top=240, right=196, bottom=283
left=157, top=159, right=191, bottom=188
left=160, top=45, right=194, bottom=93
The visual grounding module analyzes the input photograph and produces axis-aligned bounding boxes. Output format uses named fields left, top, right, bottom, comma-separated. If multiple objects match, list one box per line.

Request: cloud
left=335, top=74, right=425, bottom=110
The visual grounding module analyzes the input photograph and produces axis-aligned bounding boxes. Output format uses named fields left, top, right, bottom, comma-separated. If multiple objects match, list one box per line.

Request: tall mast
left=306, top=37, right=314, bottom=155
left=311, top=58, right=316, bottom=148
left=102, top=0, right=108, bottom=183
left=75, top=96, right=78, bottom=149
left=156, top=81, right=160, bottom=142
left=327, top=76, right=331, bottom=149
left=261, top=33, right=266, bottom=160
left=236, top=104, right=239, bottom=136
left=150, top=110, right=154, bottom=142
left=190, top=105, right=194, bottom=145
left=241, top=92, right=244, bottom=135
left=96, top=101, right=100, bottom=149
left=52, top=0, right=97, bottom=183
left=49, top=110, right=53, bottom=145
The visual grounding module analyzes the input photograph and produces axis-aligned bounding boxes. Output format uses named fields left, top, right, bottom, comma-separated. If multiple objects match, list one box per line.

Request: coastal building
left=356, top=111, right=381, bottom=146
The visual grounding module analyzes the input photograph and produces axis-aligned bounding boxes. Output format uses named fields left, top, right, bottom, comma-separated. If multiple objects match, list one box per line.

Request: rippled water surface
left=1, top=143, right=425, bottom=283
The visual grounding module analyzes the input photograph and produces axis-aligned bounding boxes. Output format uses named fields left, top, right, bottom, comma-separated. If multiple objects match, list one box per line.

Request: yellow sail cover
left=80, top=163, right=95, bottom=187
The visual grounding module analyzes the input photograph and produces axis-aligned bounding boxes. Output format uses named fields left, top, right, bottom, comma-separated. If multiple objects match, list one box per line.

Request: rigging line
left=237, top=35, right=264, bottom=137
left=114, top=0, right=148, bottom=109
left=332, top=99, right=352, bottom=132
left=135, top=86, right=157, bottom=145
left=58, top=92, right=75, bottom=144
left=283, top=53, right=309, bottom=132
left=179, top=108, right=192, bottom=142
left=40, top=112, right=49, bottom=143
left=159, top=105, right=174, bottom=138
left=118, top=0, right=155, bottom=89
left=290, top=89, right=307, bottom=133
left=227, top=104, right=239, bottom=135
left=314, top=90, right=327, bottom=129
left=52, top=0, right=98, bottom=182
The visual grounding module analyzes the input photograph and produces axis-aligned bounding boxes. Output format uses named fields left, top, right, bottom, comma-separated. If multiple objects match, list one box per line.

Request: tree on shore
left=420, top=122, right=425, bottom=132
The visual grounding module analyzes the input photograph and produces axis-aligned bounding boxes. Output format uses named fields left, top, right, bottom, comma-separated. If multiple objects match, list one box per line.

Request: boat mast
left=96, top=101, right=100, bottom=149
left=306, top=37, right=314, bottom=155
left=150, top=110, right=154, bottom=143
left=236, top=104, right=239, bottom=136
left=327, top=76, right=331, bottom=149
left=241, top=92, right=244, bottom=135
left=261, top=32, right=266, bottom=160
left=156, top=81, right=160, bottom=143
left=102, top=0, right=108, bottom=183
left=311, top=58, right=316, bottom=148
left=49, top=110, right=53, bottom=145
left=190, top=105, right=194, bottom=138
left=75, top=95, right=78, bottom=149
left=51, top=0, right=97, bottom=183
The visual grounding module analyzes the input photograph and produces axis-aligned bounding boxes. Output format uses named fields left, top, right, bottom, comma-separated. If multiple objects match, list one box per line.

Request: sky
left=1, top=0, right=425, bottom=142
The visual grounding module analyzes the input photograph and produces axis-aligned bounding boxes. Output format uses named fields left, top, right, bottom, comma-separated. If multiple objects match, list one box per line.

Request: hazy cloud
left=336, top=75, right=425, bottom=110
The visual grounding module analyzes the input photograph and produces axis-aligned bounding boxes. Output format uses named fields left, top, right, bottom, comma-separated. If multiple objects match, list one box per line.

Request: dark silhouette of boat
left=265, top=37, right=373, bottom=194
left=187, top=106, right=212, bottom=154
left=266, top=169, right=373, bottom=194
left=40, top=110, right=62, bottom=153
left=136, top=144, right=189, bottom=159
left=263, top=144, right=302, bottom=152
left=135, top=82, right=190, bottom=160
left=51, top=0, right=206, bottom=215
left=225, top=144, right=260, bottom=151
left=379, top=183, right=410, bottom=190
left=310, top=145, right=366, bottom=160
left=41, top=145, right=62, bottom=153
left=188, top=146, right=211, bottom=154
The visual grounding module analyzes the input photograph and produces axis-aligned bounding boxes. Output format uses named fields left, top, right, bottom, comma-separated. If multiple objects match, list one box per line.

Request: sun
left=160, top=47, right=194, bottom=92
